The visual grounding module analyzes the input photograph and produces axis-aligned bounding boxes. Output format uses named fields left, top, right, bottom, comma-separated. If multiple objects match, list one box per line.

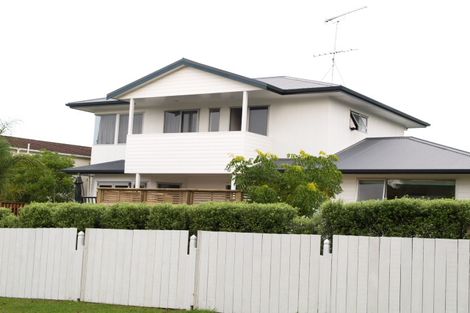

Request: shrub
left=319, top=199, right=470, bottom=239
left=0, top=208, right=12, bottom=219
left=19, top=203, right=56, bottom=227
left=101, top=203, right=150, bottom=229
left=291, top=215, right=318, bottom=234
left=53, top=202, right=104, bottom=231
left=146, top=204, right=189, bottom=230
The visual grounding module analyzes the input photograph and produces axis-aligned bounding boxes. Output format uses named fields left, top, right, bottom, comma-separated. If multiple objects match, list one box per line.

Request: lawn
left=0, top=297, right=213, bottom=313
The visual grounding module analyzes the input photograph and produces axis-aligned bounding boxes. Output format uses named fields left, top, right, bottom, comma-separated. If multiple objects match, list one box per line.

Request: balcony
left=124, top=131, right=272, bottom=174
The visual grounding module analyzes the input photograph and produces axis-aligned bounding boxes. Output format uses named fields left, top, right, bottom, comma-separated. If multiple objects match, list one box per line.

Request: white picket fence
left=0, top=228, right=83, bottom=300
left=1, top=228, right=470, bottom=313
left=80, top=229, right=196, bottom=309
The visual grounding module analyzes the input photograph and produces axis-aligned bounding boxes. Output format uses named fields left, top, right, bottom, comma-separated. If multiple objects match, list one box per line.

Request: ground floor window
left=98, top=181, right=147, bottom=188
left=357, top=179, right=456, bottom=201
left=157, top=183, right=181, bottom=188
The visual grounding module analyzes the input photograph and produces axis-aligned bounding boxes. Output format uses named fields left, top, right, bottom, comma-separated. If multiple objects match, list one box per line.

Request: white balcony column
left=128, top=98, right=135, bottom=135
left=241, top=91, right=248, bottom=131
left=230, top=175, right=236, bottom=190
left=135, top=173, right=141, bottom=189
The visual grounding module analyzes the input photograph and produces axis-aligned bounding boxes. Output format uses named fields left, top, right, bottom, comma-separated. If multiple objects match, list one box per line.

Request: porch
left=97, top=187, right=243, bottom=204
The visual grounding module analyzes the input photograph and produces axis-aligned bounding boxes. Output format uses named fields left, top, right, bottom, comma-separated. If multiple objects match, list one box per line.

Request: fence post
left=188, top=234, right=198, bottom=309
left=323, top=238, right=330, bottom=255
left=77, top=231, right=86, bottom=301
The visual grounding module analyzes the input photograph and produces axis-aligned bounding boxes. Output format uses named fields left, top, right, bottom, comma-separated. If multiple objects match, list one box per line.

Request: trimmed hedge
left=8, top=202, right=307, bottom=234
left=320, top=199, right=470, bottom=239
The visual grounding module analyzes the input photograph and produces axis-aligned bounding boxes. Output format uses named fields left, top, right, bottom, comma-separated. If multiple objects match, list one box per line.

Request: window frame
left=163, top=109, right=200, bottom=133
left=208, top=108, right=221, bottom=132
left=350, top=111, right=368, bottom=133
left=229, top=107, right=242, bottom=131
left=356, top=179, right=386, bottom=201
left=118, top=113, right=144, bottom=144
left=95, top=112, right=144, bottom=145
left=248, top=105, right=269, bottom=136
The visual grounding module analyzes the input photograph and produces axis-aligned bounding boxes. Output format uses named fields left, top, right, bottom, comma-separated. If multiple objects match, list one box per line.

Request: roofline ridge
left=2, top=135, right=91, bottom=149
left=408, top=136, right=470, bottom=157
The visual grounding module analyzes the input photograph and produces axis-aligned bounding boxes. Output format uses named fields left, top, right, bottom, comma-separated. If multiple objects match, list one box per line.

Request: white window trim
left=350, top=110, right=368, bottom=133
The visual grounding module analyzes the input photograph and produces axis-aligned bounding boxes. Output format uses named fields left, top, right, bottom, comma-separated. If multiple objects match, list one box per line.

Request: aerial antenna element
left=314, top=6, right=367, bottom=83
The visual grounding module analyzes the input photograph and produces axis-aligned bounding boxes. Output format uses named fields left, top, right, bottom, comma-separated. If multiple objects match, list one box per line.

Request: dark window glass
left=350, top=111, right=368, bottom=132
left=230, top=107, right=242, bottom=131
left=181, top=111, right=198, bottom=132
left=249, top=106, right=268, bottom=135
left=386, top=180, right=455, bottom=199
left=95, top=115, right=116, bottom=144
left=118, top=113, right=143, bottom=143
left=357, top=180, right=385, bottom=201
left=164, top=111, right=181, bottom=133
left=209, top=109, right=220, bottom=132
left=158, top=183, right=181, bottom=188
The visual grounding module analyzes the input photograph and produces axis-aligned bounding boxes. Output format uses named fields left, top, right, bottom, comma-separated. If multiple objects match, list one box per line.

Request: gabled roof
left=336, top=137, right=470, bottom=174
left=67, top=58, right=429, bottom=127
left=63, top=159, right=124, bottom=174
left=3, top=136, right=91, bottom=157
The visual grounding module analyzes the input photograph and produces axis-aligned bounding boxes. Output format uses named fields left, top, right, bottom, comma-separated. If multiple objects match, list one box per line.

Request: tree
left=0, top=137, right=13, bottom=194
left=2, top=151, right=75, bottom=203
left=226, top=150, right=343, bottom=216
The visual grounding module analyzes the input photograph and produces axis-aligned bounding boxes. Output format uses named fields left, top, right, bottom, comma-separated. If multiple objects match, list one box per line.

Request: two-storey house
left=65, top=58, right=470, bottom=202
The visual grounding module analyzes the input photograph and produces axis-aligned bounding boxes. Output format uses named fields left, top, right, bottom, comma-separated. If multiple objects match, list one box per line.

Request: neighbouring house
left=63, top=58, right=470, bottom=202
left=3, top=135, right=91, bottom=167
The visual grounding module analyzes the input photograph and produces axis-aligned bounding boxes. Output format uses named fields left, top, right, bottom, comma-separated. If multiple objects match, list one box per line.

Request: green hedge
left=7, top=202, right=307, bottom=234
left=319, top=199, right=470, bottom=239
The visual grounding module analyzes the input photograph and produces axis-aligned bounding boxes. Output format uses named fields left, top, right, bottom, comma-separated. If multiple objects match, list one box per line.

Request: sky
left=1, top=0, right=469, bottom=151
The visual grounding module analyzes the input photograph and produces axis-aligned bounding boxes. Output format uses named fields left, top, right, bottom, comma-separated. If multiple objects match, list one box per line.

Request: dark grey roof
left=67, top=58, right=429, bottom=127
left=336, top=137, right=470, bottom=173
left=63, top=159, right=125, bottom=174
left=255, top=76, right=338, bottom=90
left=66, top=98, right=128, bottom=109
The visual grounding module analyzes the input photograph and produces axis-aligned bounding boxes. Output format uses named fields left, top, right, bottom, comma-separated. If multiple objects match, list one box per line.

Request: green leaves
left=1, top=150, right=75, bottom=202
left=319, top=199, right=470, bottom=239
left=227, top=150, right=343, bottom=216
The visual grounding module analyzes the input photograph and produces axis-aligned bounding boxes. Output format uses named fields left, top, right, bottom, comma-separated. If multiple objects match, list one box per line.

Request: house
left=3, top=135, right=91, bottom=167
left=64, top=58, right=470, bottom=202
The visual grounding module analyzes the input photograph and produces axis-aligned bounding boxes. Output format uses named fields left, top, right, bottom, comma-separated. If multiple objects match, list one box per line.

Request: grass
left=0, top=297, right=214, bottom=313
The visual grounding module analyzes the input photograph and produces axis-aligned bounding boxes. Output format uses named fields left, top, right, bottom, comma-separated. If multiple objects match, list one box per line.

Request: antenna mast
left=315, top=6, right=367, bottom=83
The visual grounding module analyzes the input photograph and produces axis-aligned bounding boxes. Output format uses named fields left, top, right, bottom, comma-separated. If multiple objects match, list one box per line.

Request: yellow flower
left=307, top=182, right=318, bottom=192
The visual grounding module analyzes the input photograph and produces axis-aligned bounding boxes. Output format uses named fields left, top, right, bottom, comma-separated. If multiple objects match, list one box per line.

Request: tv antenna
left=314, top=6, right=367, bottom=83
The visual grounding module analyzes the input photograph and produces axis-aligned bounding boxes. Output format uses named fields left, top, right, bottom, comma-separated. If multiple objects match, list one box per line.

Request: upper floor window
left=95, top=113, right=143, bottom=145
left=249, top=106, right=268, bottom=136
left=95, top=115, right=116, bottom=144
left=350, top=111, right=368, bottom=133
left=164, top=110, right=198, bottom=133
left=209, top=108, right=220, bottom=132
left=229, top=107, right=242, bottom=131
left=118, top=113, right=143, bottom=143
left=229, top=106, right=269, bottom=135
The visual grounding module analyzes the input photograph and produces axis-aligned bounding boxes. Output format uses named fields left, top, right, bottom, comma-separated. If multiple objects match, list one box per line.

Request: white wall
left=90, top=144, right=126, bottom=164
left=338, top=173, right=470, bottom=202
left=121, top=66, right=260, bottom=99
left=125, top=132, right=272, bottom=174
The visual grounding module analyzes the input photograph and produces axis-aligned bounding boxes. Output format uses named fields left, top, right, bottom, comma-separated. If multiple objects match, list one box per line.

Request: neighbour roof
left=336, top=137, right=470, bottom=174
left=66, top=58, right=429, bottom=127
left=63, top=159, right=124, bottom=174
left=3, top=136, right=91, bottom=157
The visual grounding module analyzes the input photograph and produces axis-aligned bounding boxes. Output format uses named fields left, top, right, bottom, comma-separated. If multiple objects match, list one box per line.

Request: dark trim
left=63, top=169, right=125, bottom=174
left=341, top=169, right=470, bottom=174
left=106, top=58, right=269, bottom=99
left=66, top=99, right=129, bottom=108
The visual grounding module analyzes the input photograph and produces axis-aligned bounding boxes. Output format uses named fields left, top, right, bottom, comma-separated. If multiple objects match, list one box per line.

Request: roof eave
left=341, top=169, right=470, bottom=174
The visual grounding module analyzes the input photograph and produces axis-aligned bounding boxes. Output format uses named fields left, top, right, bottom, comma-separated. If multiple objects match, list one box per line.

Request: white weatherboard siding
left=0, top=228, right=82, bottom=301
left=338, top=174, right=470, bottom=202
left=327, top=100, right=406, bottom=153
left=120, top=66, right=260, bottom=99
left=91, top=144, right=126, bottom=164
left=125, top=132, right=272, bottom=174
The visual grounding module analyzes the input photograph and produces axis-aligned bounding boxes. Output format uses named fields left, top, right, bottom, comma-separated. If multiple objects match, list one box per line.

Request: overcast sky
left=1, top=0, right=469, bottom=151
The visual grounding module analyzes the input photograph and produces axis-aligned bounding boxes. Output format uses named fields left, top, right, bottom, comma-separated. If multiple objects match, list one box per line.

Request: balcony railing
left=125, top=131, right=272, bottom=174
left=97, top=188, right=243, bottom=205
